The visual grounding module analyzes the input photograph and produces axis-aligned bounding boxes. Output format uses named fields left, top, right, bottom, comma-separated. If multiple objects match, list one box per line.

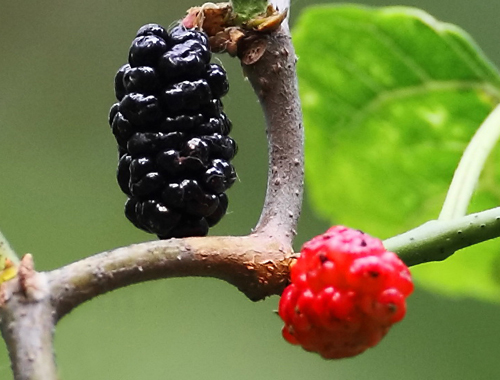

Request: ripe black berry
left=114, top=64, right=130, bottom=101
left=119, top=93, right=162, bottom=128
left=206, top=193, right=228, bottom=227
left=111, top=112, right=134, bottom=148
left=129, top=35, right=168, bottom=67
left=206, top=64, right=229, bottom=98
left=123, top=66, right=159, bottom=94
left=203, top=159, right=237, bottom=194
left=129, top=157, right=157, bottom=182
left=109, top=23, right=237, bottom=239
left=158, top=215, right=209, bottom=239
left=202, top=134, right=237, bottom=160
left=170, top=25, right=209, bottom=46
left=117, top=154, right=132, bottom=195
left=130, top=172, right=165, bottom=198
left=136, top=200, right=182, bottom=233
left=136, top=24, right=171, bottom=43
left=162, top=80, right=212, bottom=113
left=158, top=46, right=206, bottom=82
left=109, top=102, right=119, bottom=125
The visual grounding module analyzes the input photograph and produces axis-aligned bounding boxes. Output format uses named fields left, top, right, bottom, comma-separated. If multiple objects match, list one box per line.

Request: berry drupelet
left=109, top=23, right=237, bottom=239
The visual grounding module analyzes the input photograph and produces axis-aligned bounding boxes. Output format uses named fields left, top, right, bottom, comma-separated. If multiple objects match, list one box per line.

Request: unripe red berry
left=278, top=226, right=413, bottom=359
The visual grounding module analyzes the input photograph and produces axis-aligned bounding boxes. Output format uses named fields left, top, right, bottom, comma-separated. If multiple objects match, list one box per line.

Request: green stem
left=384, top=206, right=500, bottom=266
left=438, top=103, right=500, bottom=221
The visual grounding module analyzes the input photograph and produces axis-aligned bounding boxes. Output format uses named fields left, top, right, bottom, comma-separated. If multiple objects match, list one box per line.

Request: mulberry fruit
left=109, top=23, right=237, bottom=239
left=279, top=226, right=413, bottom=359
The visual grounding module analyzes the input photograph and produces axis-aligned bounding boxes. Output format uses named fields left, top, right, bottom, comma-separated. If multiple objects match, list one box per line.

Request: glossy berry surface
left=278, top=226, right=413, bottom=359
left=109, top=23, right=236, bottom=239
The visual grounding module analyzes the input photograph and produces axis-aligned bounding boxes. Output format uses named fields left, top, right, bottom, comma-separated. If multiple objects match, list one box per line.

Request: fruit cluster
left=108, top=23, right=237, bottom=239
left=278, top=226, right=413, bottom=359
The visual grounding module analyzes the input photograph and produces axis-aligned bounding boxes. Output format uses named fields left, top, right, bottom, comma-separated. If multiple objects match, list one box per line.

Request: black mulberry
left=109, top=23, right=236, bottom=239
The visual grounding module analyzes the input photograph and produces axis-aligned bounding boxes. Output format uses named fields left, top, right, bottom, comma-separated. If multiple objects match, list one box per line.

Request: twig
left=242, top=29, right=304, bottom=243
left=49, top=236, right=294, bottom=320
left=385, top=206, right=500, bottom=266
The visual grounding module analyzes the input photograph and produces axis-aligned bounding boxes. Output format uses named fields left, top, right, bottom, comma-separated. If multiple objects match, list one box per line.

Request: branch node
left=18, top=254, right=47, bottom=302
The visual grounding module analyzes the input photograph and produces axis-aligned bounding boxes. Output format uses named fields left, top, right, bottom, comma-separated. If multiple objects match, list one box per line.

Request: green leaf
left=294, top=5, right=500, bottom=301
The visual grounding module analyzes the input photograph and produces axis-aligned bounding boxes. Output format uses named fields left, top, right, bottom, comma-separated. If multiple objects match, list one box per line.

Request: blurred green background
left=1, top=0, right=500, bottom=379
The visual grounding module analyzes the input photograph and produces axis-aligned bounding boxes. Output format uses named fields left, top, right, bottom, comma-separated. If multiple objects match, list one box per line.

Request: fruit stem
left=438, top=103, right=500, bottom=221
left=384, top=206, right=500, bottom=266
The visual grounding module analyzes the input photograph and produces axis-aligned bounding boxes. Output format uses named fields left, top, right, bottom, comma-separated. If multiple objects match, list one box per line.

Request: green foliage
left=293, top=5, right=500, bottom=301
